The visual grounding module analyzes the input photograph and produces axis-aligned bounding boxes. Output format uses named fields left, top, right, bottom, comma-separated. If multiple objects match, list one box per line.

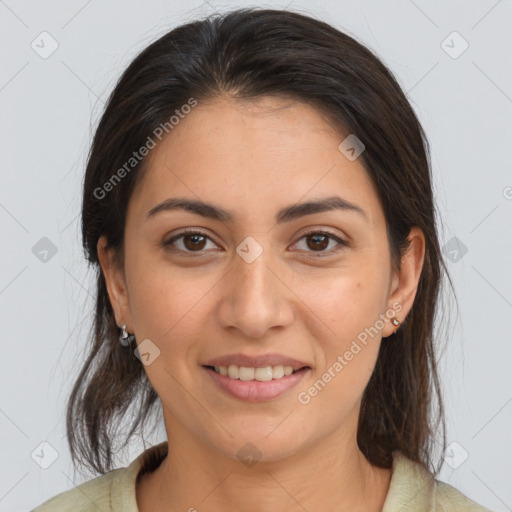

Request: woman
left=32, top=7, right=492, bottom=512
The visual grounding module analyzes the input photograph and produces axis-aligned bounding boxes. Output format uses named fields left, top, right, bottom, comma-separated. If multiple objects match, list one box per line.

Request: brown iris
left=305, top=233, right=329, bottom=251
left=182, top=233, right=207, bottom=251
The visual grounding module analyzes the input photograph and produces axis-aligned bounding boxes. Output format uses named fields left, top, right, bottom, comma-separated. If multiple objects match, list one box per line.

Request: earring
left=391, top=316, right=401, bottom=333
left=119, top=323, right=135, bottom=346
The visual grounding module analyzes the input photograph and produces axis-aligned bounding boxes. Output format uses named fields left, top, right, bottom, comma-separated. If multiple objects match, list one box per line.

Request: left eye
left=163, top=229, right=347, bottom=256
left=292, top=231, right=347, bottom=255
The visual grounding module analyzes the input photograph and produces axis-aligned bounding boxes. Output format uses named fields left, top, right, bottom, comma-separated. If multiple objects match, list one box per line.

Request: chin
left=211, top=427, right=310, bottom=466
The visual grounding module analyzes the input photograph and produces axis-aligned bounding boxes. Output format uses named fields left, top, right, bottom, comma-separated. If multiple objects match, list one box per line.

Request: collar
left=381, top=450, right=437, bottom=511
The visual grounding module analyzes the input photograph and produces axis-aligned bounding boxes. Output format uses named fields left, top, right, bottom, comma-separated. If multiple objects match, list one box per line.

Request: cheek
left=298, top=279, right=383, bottom=412
left=296, top=271, right=386, bottom=382
left=301, top=272, right=384, bottom=339
left=125, top=254, right=215, bottom=355
left=125, top=263, right=211, bottom=392
left=125, top=244, right=179, bottom=319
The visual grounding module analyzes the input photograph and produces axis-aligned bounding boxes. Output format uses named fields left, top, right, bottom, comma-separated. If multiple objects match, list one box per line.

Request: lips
left=203, top=365, right=310, bottom=401
left=201, top=352, right=311, bottom=370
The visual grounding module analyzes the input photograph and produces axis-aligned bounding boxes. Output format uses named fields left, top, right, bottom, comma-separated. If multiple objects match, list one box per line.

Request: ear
left=97, top=235, right=132, bottom=330
left=382, top=226, right=426, bottom=338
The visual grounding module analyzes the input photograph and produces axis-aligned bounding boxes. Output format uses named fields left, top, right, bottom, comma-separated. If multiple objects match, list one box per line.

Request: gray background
left=1, top=1, right=511, bottom=511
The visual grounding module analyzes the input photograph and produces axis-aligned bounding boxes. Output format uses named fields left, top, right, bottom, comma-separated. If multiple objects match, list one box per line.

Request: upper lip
left=202, top=352, right=311, bottom=370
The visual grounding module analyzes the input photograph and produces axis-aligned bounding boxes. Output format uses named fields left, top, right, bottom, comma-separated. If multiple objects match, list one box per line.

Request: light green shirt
left=31, top=441, right=492, bottom=511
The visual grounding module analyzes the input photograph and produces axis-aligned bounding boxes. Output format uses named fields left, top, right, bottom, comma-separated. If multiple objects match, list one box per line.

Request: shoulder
left=382, top=450, right=493, bottom=512
left=30, top=441, right=168, bottom=512
left=436, top=480, right=494, bottom=512
left=30, top=468, right=125, bottom=511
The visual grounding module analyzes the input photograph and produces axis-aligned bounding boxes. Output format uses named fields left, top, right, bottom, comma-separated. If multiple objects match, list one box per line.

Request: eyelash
left=163, top=228, right=348, bottom=257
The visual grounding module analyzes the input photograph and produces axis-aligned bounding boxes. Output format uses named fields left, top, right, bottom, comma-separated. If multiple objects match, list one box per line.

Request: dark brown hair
left=71, top=7, right=453, bottom=477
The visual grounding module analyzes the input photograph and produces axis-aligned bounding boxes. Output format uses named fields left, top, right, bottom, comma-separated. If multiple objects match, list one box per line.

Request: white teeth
left=283, top=366, right=293, bottom=376
left=239, top=366, right=255, bottom=381
left=272, top=365, right=284, bottom=379
left=254, top=367, right=273, bottom=381
left=227, top=364, right=239, bottom=379
left=213, top=364, right=302, bottom=381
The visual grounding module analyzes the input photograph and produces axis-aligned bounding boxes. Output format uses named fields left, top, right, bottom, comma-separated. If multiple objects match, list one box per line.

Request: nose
left=216, top=245, right=295, bottom=339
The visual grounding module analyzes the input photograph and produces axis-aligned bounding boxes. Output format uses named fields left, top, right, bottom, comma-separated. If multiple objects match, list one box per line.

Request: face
left=98, top=95, right=424, bottom=464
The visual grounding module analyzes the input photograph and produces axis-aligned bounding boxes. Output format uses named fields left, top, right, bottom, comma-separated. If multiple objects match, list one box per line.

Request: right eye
left=163, top=229, right=220, bottom=253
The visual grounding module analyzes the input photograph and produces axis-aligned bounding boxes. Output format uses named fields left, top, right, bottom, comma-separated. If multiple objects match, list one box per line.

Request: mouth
left=202, top=364, right=310, bottom=381
left=202, top=364, right=311, bottom=402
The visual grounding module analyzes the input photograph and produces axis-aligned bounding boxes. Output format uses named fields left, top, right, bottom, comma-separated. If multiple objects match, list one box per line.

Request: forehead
left=128, top=95, right=382, bottom=230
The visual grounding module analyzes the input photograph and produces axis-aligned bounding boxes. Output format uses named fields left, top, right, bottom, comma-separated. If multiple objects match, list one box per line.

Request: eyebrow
left=146, top=196, right=369, bottom=224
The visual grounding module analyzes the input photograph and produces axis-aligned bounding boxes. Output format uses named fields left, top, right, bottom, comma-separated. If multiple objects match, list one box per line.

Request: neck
left=136, top=414, right=392, bottom=512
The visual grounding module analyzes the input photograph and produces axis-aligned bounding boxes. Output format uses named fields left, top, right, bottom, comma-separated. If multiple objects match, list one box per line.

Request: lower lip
left=203, top=366, right=310, bottom=402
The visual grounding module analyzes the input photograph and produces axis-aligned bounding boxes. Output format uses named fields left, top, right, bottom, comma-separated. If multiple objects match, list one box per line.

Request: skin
left=98, top=95, right=425, bottom=512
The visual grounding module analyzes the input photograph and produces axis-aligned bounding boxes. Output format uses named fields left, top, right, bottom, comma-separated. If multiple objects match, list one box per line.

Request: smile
left=205, top=364, right=306, bottom=381
left=202, top=365, right=310, bottom=402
